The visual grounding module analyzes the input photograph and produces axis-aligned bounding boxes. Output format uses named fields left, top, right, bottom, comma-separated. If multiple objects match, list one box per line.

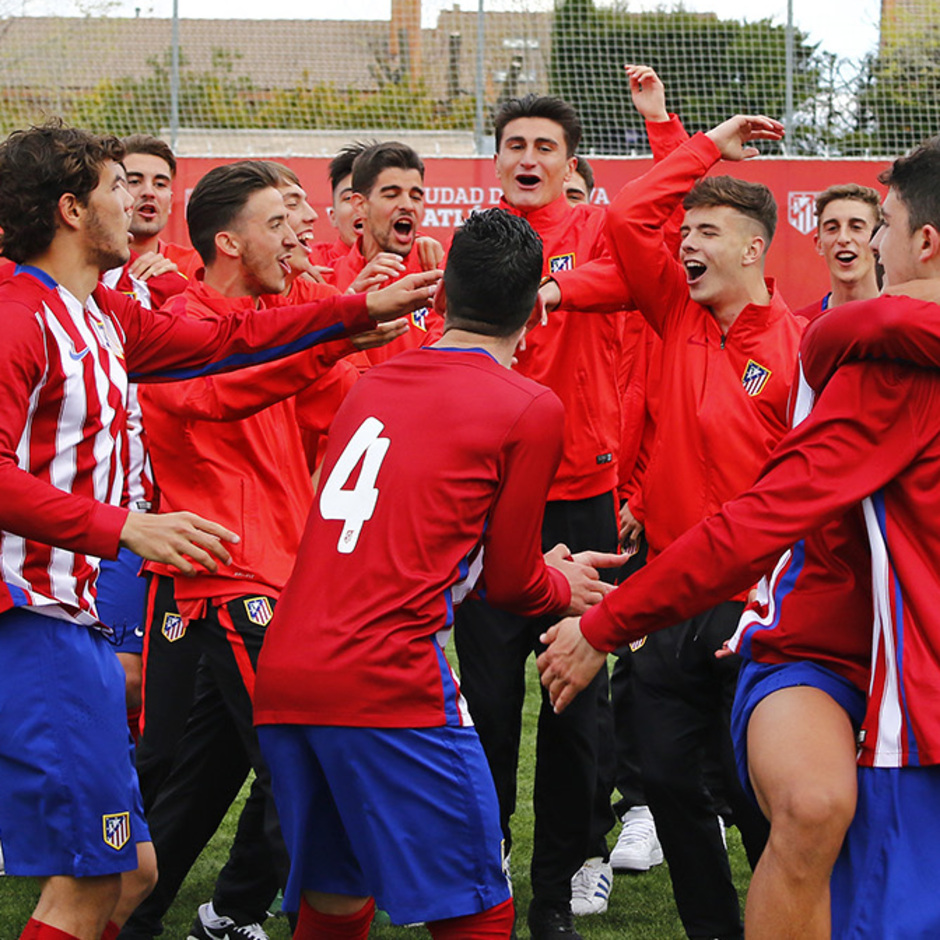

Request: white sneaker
left=570, top=856, right=613, bottom=915
left=609, top=805, right=664, bottom=872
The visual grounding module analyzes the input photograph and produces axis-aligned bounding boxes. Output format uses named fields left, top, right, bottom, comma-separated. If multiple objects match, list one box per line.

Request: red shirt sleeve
left=479, top=389, right=572, bottom=616
left=581, top=361, right=923, bottom=651
left=606, top=133, right=721, bottom=337
left=0, top=300, right=127, bottom=558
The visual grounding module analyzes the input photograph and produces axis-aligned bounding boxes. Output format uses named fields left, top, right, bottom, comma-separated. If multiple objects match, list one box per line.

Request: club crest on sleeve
left=102, top=812, right=130, bottom=851
left=410, top=307, right=429, bottom=331
left=244, top=596, right=274, bottom=626
left=161, top=612, right=187, bottom=643
left=741, top=360, right=772, bottom=397
left=629, top=637, right=647, bottom=652
left=549, top=253, right=575, bottom=274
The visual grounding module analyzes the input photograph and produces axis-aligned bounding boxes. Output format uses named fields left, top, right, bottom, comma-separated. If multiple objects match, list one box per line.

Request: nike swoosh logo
left=70, top=346, right=91, bottom=361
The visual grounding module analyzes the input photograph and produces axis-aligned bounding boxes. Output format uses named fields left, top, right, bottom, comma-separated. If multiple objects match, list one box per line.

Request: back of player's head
left=815, top=183, right=882, bottom=227
left=684, top=176, right=777, bottom=247
left=122, top=134, right=177, bottom=178
left=187, top=160, right=280, bottom=265
left=443, top=208, right=543, bottom=338
left=351, top=142, right=424, bottom=197
left=329, top=142, right=370, bottom=194
left=574, top=156, right=595, bottom=196
left=0, top=121, right=124, bottom=264
left=493, top=94, right=582, bottom=157
left=256, top=160, right=301, bottom=189
left=879, top=138, right=940, bottom=233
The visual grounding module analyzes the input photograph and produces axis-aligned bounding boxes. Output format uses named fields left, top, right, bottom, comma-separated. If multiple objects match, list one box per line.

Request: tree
left=551, top=0, right=820, bottom=154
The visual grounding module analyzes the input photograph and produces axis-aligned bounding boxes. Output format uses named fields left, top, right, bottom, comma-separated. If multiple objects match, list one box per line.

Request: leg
left=453, top=598, right=531, bottom=850
left=294, top=893, right=374, bottom=940
left=632, top=615, right=744, bottom=939
left=135, top=574, right=202, bottom=807
left=29, top=875, right=122, bottom=940
left=110, top=843, right=158, bottom=929
left=745, top=687, right=857, bottom=940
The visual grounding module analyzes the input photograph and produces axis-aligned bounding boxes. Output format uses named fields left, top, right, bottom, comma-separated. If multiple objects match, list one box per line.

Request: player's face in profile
left=358, top=167, right=424, bottom=258
left=124, top=153, right=173, bottom=242
left=815, top=198, right=879, bottom=287
left=496, top=117, right=576, bottom=212
left=234, top=186, right=299, bottom=296
left=329, top=173, right=362, bottom=248
left=565, top=173, right=590, bottom=206
left=84, top=160, right=133, bottom=272
left=278, top=180, right=319, bottom=277
left=870, top=189, right=918, bottom=287
left=680, top=205, right=759, bottom=308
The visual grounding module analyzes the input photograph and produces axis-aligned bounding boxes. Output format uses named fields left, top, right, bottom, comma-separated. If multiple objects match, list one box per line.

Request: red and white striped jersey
left=0, top=264, right=371, bottom=628
left=101, top=259, right=188, bottom=513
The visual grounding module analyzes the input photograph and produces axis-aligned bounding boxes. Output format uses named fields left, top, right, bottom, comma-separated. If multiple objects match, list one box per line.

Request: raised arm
left=538, top=360, right=923, bottom=710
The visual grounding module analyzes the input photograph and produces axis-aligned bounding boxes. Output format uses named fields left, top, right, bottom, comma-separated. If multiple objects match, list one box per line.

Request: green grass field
left=0, top=657, right=752, bottom=938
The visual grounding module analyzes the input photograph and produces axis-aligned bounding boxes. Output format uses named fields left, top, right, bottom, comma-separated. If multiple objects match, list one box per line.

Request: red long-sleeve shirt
left=605, top=132, right=804, bottom=556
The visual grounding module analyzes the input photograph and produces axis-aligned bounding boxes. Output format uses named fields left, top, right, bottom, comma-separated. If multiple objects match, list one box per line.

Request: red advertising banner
left=167, top=155, right=891, bottom=311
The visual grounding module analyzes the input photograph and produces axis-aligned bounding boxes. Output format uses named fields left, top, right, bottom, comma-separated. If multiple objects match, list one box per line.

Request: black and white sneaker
left=187, top=902, right=270, bottom=940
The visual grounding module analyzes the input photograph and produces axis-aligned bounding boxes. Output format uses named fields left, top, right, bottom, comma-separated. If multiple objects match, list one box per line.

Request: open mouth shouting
left=685, top=260, right=708, bottom=285
left=391, top=214, right=416, bottom=248
left=834, top=249, right=858, bottom=268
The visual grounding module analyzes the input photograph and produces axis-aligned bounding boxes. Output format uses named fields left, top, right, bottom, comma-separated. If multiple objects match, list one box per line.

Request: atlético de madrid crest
left=741, top=360, right=772, bottom=397
left=102, top=812, right=130, bottom=851
left=244, top=596, right=274, bottom=626
left=788, top=191, right=818, bottom=236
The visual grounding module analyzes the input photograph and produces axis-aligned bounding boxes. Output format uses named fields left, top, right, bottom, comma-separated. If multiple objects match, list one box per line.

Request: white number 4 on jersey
left=319, top=416, right=390, bottom=554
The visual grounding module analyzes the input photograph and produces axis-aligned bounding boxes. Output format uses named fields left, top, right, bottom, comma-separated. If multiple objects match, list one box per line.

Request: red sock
left=294, top=896, right=375, bottom=940
left=428, top=898, right=515, bottom=939
left=101, top=922, right=120, bottom=940
left=126, top=705, right=142, bottom=745
left=19, top=921, right=82, bottom=940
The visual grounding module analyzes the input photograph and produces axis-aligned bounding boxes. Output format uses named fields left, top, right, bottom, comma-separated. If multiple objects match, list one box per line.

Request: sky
left=17, top=0, right=884, bottom=63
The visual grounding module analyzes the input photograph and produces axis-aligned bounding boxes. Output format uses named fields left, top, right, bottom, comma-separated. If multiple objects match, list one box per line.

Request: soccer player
left=122, top=134, right=201, bottom=279
left=308, top=142, right=366, bottom=270
left=538, top=135, right=940, bottom=940
left=253, top=207, right=623, bottom=940
left=591, top=107, right=804, bottom=940
left=0, top=122, right=436, bottom=940
left=122, top=159, right=413, bottom=940
left=329, top=141, right=444, bottom=367
left=793, top=183, right=882, bottom=320
left=565, top=156, right=594, bottom=206
left=98, top=137, right=193, bottom=748
left=455, top=76, right=689, bottom=937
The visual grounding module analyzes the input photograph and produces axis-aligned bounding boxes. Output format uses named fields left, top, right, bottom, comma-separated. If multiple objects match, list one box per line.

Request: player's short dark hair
left=879, top=138, right=940, bottom=233
left=122, top=134, right=177, bottom=178
left=493, top=94, right=582, bottom=157
left=257, top=160, right=301, bottom=188
left=0, top=121, right=125, bottom=264
left=187, top=160, right=280, bottom=265
left=444, top=209, right=543, bottom=338
left=684, top=175, right=778, bottom=247
left=574, top=156, right=595, bottom=196
left=815, top=183, right=882, bottom=228
left=351, top=142, right=424, bottom=197
left=329, top=142, right=370, bottom=194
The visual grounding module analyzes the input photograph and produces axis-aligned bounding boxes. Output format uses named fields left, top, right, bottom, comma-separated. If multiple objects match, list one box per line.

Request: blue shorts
left=832, top=765, right=940, bottom=938
left=258, top=723, right=511, bottom=924
left=731, top=659, right=866, bottom=805
left=96, top=547, right=148, bottom=655
left=0, top=609, right=149, bottom=876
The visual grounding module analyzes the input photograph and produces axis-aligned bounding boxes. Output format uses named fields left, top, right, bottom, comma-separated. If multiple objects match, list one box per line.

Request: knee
left=772, top=781, right=855, bottom=850
left=126, top=846, right=158, bottom=906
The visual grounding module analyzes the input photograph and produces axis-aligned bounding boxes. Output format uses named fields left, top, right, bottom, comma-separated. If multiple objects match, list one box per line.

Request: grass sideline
left=0, top=656, right=752, bottom=937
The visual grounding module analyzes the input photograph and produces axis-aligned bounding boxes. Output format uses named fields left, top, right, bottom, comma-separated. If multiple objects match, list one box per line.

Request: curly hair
left=0, top=121, right=124, bottom=264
